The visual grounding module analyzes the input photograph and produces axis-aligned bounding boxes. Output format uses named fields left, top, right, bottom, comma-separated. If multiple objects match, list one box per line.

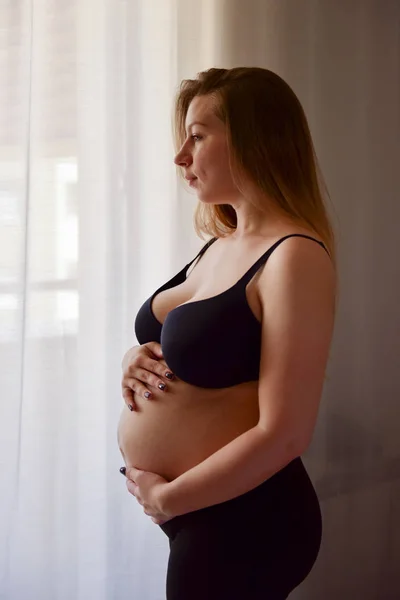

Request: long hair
left=173, top=67, right=338, bottom=274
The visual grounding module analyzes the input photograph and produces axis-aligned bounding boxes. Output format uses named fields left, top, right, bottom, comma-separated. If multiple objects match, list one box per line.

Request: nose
left=174, top=144, right=192, bottom=167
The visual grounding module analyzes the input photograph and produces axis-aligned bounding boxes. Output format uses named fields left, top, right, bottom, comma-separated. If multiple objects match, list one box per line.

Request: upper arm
left=256, top=238, right=336, bottom=453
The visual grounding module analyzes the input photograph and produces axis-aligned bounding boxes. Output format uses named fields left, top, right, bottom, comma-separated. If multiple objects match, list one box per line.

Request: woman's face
left=174, top=95, right=240, bottom=204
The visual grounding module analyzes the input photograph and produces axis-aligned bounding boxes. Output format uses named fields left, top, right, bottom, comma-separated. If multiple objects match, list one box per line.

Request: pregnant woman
left=117, top=66, right=337, bottom=599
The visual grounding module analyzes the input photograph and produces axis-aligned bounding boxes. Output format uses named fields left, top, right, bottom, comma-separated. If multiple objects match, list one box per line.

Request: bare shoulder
left=255, top=231, right=336, bottom=312
left=255, top=231, right=336, bottom=448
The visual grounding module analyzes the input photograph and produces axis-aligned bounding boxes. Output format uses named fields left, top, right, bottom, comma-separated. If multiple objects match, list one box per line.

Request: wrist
left=159, top=481, right=177, bottom=518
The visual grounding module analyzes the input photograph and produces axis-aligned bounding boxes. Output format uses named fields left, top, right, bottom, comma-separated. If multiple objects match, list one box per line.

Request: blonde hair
left=173, top=66, right=338, bottom=275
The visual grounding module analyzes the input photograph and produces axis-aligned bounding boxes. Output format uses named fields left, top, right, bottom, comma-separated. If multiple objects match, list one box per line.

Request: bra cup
left=134, top=234, right=328, bottom=388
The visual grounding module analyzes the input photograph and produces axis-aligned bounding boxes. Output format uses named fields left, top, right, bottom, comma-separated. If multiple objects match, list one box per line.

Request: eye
left=191, top=134, right=202, bottom=142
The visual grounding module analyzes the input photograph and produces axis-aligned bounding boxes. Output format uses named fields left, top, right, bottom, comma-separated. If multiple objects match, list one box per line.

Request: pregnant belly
left=117, top=380, right=260, bottom=482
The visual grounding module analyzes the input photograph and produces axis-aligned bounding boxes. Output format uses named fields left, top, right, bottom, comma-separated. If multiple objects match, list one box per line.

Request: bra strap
left=186, top=237, right=217, bottom=268
left=240, top=234, right=329, bottom=286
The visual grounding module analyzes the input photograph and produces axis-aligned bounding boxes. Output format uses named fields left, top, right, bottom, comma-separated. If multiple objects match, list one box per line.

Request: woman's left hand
left=122, top=466, right=174, bottom=525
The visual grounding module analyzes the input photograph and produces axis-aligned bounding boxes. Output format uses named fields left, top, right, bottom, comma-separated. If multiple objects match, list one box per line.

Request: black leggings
left=159, top=458, right=322, bottom=600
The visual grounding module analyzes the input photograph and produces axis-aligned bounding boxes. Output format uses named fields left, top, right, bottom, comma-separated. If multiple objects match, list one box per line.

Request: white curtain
left=0, top=1, right=399, bottom=599
left=0, top=1, right=184, bottom=598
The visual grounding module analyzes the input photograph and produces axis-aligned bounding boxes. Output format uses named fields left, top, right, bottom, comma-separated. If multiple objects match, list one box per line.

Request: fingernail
left=119, top=467, right=126, bottom=476
left=144, top=392, right=151, bottom=398
left=165, top=372, right=174, bottom=380
left=158, top=383, right=166, bottom=390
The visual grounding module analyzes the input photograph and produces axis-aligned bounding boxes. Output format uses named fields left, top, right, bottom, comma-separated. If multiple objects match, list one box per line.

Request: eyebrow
left=185, top=121, right=208, bottom=132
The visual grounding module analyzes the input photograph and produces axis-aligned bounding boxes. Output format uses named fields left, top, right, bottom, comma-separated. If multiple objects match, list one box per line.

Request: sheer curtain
left=0, top=1, right=188, bottom=599
left=1, top=1, right=399, bottom=599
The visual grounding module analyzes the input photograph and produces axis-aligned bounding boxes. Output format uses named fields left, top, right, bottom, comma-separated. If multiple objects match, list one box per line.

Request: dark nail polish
left=158, top=383, right=166, bottom=390
left=144, top=391, right=151, bottom=398
left=128, top=404, right=133, bottom=411
left=165, top=372, right=174, bottom=380
left=119, top=467, right=126, bottom=476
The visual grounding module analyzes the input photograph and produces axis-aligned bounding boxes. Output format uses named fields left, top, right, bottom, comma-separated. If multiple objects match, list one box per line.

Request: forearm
left=162, top=424, right=303, bottom=518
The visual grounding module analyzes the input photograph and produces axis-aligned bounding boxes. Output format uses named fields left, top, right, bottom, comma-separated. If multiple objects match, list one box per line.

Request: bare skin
left=117, top=224, right=321, bottom=482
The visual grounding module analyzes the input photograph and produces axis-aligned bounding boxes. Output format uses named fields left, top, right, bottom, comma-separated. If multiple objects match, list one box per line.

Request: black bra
left=134, top=234, right=329, bottom=388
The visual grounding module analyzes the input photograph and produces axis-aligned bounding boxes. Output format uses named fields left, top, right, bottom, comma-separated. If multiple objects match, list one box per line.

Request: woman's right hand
left=121, top=342, right=175, bottom=411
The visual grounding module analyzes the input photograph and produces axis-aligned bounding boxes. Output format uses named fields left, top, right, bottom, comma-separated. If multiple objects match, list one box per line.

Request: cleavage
left=151, top=279, right=197, bottom=326
left=151, top=269, right=263, bottom=326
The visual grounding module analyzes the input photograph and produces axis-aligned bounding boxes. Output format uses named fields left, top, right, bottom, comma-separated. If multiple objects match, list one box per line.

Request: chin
left=200, top=198, right=229, bottom=206
left=198, top=197, right=220, bottom=205
left=196, top=191, right=221, bottom=204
